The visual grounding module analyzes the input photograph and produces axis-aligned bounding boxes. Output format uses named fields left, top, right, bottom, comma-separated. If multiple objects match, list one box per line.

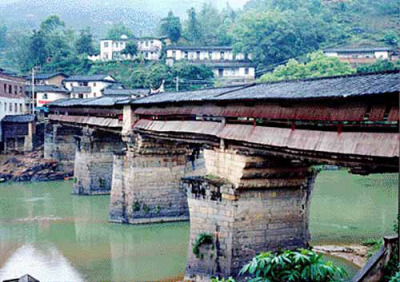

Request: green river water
left=0, top=170, right=397, bottom=281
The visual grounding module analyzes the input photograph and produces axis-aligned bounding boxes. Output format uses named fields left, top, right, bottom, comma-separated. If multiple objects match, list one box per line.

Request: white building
left=165, top=46, right=255, bottom=82
left=26, top=85, right=70, bottom=109
left=99, top=36, right=163, bottom=61
left=0, top=70, right=27, bottom=141
left=323, top=47, right=396, bottom=64
left=63, top=75, right=117, bottom=99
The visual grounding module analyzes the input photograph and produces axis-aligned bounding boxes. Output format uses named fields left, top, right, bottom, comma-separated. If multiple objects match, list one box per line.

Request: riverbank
left=314, top=245, right=369, bottom=268
left=0, top=148, right=66, bottom=183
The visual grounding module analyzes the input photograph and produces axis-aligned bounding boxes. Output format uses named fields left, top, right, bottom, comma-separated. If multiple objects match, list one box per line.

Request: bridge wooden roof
left=131, top=71, right=399, bottom=105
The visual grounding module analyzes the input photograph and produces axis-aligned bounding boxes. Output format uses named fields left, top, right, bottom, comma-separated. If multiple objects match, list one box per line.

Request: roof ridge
left=256, top=70, right=399, bottom=86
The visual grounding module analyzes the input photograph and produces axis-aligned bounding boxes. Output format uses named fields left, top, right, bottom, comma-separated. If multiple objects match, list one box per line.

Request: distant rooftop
left=26, top=85, right=69, bottom=93
left=48, top=96, right=130, bottom=107
left=165, top=46, right=233, bottom=51
left=102, top=88, right=149, bottom=97
left=2, top=115, right=35, bottom=123
left=26, top=72, right=68, bottom=81
left=324, top=47, right=394, bottom=53
left=63, top=75, right=116, bottom=83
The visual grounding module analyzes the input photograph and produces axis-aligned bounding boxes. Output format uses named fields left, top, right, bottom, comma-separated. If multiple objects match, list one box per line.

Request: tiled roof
left=27, top=72, right=68, bottom=80
left=189, top=61, right=255, bottom=68
left=2, top=115, right=35, bottom=123
left=26, top=85, right=69, bottom=93
left=132, top=71, right=399, bottom=105
left=48, top=96, right=129, bottom=107
left=165, top=46, right=233, bottom=51
left=71, top=86, right=91, bottom=93
left=324, top=47, right=394, bottom=53
left=63, top=75, right=116, bottom=82
left=102, top=88, right=149, bottom=97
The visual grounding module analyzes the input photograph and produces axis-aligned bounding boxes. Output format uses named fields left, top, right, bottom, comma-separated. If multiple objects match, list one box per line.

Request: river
left=0, top=170, right=397, bottom=281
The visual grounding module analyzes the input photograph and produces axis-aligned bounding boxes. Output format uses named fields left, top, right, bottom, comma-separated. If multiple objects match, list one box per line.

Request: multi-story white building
left=0, top=69, right=27, bottom=141
left=63, top=75, right=117, bottom=99
left=26, top=85, right=70, bottom=109
left=165, top=46, right=255, bottom=82
left=99, top=35, right=163, bottom=61
left=323, top=47, right=397, bottom=64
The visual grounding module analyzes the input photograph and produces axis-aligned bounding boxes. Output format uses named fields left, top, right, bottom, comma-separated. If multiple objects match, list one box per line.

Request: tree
left=171, top=61, right=214, bottom=90
left=0, top=25, right=7, bottom=48
left=160, top=11, right=182, bottom=43
left=383, top=31, right=400, bottom=46
left=39, top=15, right=65, bottom=33
left=121, top=42, right=138, bottom=57
left=198, top=3, right=221, bottom=46
left=212, top=249, right=347, bottom=282
left=29, top=30, right=48, bottom=67
left=232, top=9, right=325, bottom=68
left=357, top=59, right=399, bottom=73
left=105, top=23, right=133, bottom=40
left=258, top=51, right=356, bottom=82
left=184, top=7, right=202, bottom=44
left=76, top=28, right=94, bottom=55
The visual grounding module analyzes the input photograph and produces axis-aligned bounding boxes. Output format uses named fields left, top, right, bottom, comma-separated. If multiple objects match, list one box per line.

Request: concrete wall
left=44, top=123, right=81, bottom=176
left=73, top=130, right=124, bottom=195
left=109, top=134, right=205, bottom=224
left=184, top=149, right=316, bottom=280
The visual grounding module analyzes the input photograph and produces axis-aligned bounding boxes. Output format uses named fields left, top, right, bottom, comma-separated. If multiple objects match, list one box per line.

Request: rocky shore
left=314, top=244, right=369, bottom=268
left=0, top=148, right=67, bottom=183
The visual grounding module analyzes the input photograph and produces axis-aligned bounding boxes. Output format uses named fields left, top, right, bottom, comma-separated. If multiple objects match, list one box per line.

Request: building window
left=43, top=93, right=48, bottom=99
left=19, top=86, right=23, bottom=93
left=19, top=103, right=23, bottom=112
left=9, top=103, right=12, bottom=112
left=14, top=85, right=17, bottom=94
left=209, top=51, right=213, bottom=60
left=172, top=51, right=176, bottom=57
left=196, top=51, right=200, bottom=60
left=245, top=68, right=249, bottom=75
left=8, top=85, right=12, bottom=94
left=145, top=41, right=149, bottom=47
left=93, top=92, right=96, bottom=97
left=14, top=103, right=17, bottom=112
left=221, top=51, right=225, bottom=60
left=4, top=102, right=7, bottom=112
left=104, top=42, right=109, bottom=48
left=184, top=51, right=188, bottom=59
left=3, top=84, right=6, bottom=93
left=218, top=69, right=224, bottom=77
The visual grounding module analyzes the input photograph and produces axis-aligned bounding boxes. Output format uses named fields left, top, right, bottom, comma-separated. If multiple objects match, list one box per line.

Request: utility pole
left=31, top=67, right=35, bottom=115
left=176, top=76, right=179, bottom=92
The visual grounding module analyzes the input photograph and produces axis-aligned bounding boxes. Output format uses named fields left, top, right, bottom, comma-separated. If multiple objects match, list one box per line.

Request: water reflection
left=0, top=244, right=84, bottom=282
left=0, top=171, right=397, bottom=281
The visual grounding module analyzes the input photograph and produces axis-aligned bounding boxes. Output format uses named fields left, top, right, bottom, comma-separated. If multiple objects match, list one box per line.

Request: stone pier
left=184, top=148, right=316, bottom=281
left=73, top=129, right=125, bottom=195
left=44, top=123, right=81, bottom=175
left=109, top=134, right=205, bottom=224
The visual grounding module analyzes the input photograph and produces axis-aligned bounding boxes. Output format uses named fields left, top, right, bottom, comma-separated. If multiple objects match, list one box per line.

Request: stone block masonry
left=109, top=134, right=205, bottom=224
left=44, top=123, right=81, bottom=175
left=73, top=129, right=125, bottom=195
left=184, top=149, right=317, bottom=281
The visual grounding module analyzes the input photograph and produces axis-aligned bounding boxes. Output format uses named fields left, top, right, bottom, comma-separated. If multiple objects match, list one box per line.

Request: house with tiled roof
left=323, top=47, right=398, bottom=64
left=26, top=72, right=68, bottom=87
left=63, top=75, right=117, bottom=99
left=165, top=45, right=255, bottom=83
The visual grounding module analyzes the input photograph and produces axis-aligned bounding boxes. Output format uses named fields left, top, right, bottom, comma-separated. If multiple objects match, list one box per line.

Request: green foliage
left=160, top=11, right=181, bottom=43
left=390, top=270, right=400, bottom=282
left=105, top=22, right=133, bottom=40
left=211, top=277, right=235, bottom=282
left=361, top=238, right=383, bottom=258
left=0, top=25, right=7, bottom=48
left=76, top=28, right=94, bottom=55
left=239, top=248, right=347, bottom=282
left=39, top=15, right=65, bottom=33
left=142, top=204, right=150, bottom=214
left=132, top=201, right=141, bottom=212
left=121, top=42, right=138, bottom=57
left=184, top=7, right=202, bottom=44
left=192, top=233, right=214, bottom=259
left=383, top=31, right=400, bottom=46
left=357, top=60, right=399, bottom=74
left=258, top=51, right=356, bottom=82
